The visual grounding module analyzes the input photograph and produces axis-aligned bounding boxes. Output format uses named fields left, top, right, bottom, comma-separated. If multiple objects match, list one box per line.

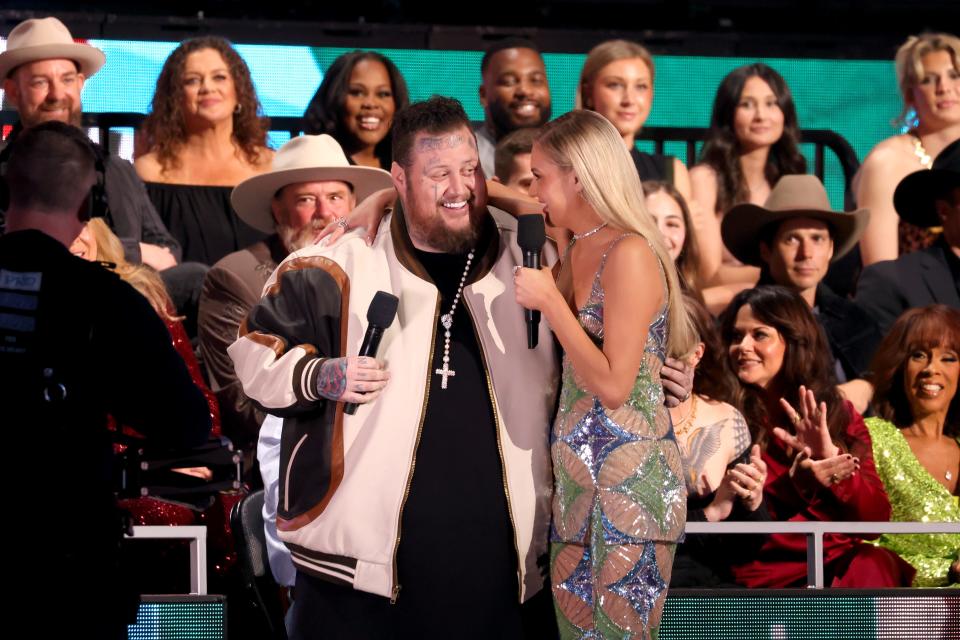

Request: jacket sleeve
left=853, top=261, right=905, bottom=337
left=821, top=407, right=892, bottom=526
left=103, top=156, right=183, bottom=263
left=228, top=255, right=349, bottom=417
left=199, top=263, right=265, bottom=448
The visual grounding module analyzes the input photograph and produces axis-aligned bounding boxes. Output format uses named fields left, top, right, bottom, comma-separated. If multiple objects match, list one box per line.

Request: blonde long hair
left=575, top=39, right=655, bottom=111
left=536, top=110, right=696, bottom=356
left=86, top=218, right=181, bottom=323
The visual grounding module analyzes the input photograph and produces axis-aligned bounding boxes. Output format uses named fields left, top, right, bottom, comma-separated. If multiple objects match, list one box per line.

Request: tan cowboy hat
left=231, top=134, right=394, bottom=234
left=721, top=174, right=870, bottom=266
left=0, top=17, right=105, bottom=80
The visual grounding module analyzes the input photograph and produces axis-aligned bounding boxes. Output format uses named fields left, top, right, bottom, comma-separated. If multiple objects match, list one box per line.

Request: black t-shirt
left=394, top=242, right=523, bottom=635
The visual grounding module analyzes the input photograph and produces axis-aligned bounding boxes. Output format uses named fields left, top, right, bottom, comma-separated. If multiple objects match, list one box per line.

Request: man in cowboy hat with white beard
left=722, top=174, right=880, bottom=412
left=199, top=133, right=393, bottom=459
left=856, top=139, right=960, bottom=334
left=0, top=17, right=202, bottom=323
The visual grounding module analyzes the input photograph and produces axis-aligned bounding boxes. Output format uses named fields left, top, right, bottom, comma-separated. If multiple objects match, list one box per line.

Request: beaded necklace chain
left=434, top=250, right=474, bottom=390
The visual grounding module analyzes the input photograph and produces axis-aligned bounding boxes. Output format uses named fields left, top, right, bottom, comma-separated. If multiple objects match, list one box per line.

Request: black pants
left=290, top=572, right=558, bottom=640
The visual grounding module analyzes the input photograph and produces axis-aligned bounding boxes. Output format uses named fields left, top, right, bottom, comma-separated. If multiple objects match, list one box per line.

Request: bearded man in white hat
left=721, top=174, right=880, bottom=412
left=199, top=134, right=393, bottom=460
left=0, top=17, right=204, bottom=324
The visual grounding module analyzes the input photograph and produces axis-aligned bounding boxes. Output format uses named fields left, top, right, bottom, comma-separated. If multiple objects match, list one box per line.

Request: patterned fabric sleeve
left=228, top=256, right=348, bottom=416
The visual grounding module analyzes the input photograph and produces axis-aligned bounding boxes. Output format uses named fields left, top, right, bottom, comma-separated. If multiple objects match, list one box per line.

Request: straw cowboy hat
left=231, top=134, right=394, bottom=234
left=893, top=138, right=960, bottom=228
left=0, top=17, right=105, bottom=80
left=721, top=174, right=870, bottom=266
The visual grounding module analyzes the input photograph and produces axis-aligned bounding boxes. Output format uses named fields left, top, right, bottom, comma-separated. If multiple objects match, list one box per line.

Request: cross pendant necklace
left=434, top=249, right=474, bottom=390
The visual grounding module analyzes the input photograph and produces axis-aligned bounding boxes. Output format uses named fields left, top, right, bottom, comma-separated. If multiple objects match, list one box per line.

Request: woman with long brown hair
left=136, top=36, right=273, bottom=265
left=690, top=64, right=807, bottom=290
left=718, top=286, right=913, bottom=587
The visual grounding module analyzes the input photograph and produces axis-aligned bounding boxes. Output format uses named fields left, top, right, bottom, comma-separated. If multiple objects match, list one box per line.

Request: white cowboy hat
left=231, top=134, right=394, bottom=234
left=721, top=174, right=870, bottom=266
left=0, top=17, right=105, bottom=80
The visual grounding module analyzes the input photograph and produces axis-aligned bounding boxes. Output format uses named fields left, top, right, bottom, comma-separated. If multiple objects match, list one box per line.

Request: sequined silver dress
left=550, top=234, right=686, bottom=640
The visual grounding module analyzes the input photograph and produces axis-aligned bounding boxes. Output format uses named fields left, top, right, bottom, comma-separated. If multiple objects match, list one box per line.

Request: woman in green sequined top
left=867, top=304, right=960, bottom=586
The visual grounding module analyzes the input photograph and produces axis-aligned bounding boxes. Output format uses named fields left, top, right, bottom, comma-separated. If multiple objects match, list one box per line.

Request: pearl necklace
left=434, top=250, right=474, bottom=390
left=572, top=222, right=608, bottom=242
left=910, top=132, right=933, bottom=169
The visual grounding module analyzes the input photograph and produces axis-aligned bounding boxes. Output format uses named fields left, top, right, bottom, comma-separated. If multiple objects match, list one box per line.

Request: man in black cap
left=856, top=139, right=960, bottom=334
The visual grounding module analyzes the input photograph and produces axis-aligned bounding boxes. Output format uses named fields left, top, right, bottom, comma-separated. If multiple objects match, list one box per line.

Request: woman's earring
left=234, top=103, right=242, bottom=115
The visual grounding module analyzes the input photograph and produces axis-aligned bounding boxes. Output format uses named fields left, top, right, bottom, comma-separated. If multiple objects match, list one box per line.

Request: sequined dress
left=551, top=234, right=687, bottom=640
left=866, top=418, right=960, bottom=587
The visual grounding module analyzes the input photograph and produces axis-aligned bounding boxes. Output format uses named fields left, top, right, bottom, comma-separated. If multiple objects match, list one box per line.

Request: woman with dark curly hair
left=866, top=305, right=960, bottom=586
left=136, top=36, right=273, bottom=265
left=690, top=64, right=807, bottom=289
left=718, top=286, right=913, bottom=587
left=303, top=50, right=409, bottom=169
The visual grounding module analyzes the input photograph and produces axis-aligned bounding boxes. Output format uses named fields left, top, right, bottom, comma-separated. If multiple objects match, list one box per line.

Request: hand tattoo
left=317, top=357, right=348, bottom=400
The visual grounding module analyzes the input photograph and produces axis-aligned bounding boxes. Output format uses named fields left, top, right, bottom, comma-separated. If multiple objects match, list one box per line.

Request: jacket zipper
left=463, top=297, right=524, bottom=602
left=390, top=294, right=441, bottom=604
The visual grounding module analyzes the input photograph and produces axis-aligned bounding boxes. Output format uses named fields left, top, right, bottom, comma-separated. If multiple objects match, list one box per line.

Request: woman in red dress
left=717, top=285, right=914, bottom=587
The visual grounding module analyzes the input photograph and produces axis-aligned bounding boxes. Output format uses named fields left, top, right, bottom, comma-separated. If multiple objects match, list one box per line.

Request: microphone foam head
left=367, top=291, right=399, bottom=327
left=517, top=214, right=546, bottom=252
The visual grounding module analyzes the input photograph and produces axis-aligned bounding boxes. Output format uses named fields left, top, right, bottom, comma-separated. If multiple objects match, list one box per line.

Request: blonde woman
left=855, top=32, right=960, bottom=264
left=577, top=39, right=721, bottom=285
left=513, top=110, right=693, bottom=639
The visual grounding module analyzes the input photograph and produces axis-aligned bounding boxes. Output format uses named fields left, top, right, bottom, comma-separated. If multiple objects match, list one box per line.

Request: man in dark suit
left=855, top=139, right=960, bottom=334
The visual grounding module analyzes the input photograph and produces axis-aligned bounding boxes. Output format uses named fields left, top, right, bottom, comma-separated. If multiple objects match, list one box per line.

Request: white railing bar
left=683, top=521, right=959, bottom=588
left=684, top=521, right=960, bottom=535
left=126, top=525, right=207, bottom=595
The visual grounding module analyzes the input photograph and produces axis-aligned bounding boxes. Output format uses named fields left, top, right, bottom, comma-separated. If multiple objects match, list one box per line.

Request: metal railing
left=126, top=525, right=208, bottom=595
left=684, top=520, right=960, bottom=588
left=0, top=111, right=860, bottom=200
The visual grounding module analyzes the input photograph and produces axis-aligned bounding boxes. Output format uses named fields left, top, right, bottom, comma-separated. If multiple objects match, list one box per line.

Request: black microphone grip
left=524, top=250, right=541, bottom=349
left=343, top=291, right=399, bottom=415
left=344, top=325, right=384, bottom=415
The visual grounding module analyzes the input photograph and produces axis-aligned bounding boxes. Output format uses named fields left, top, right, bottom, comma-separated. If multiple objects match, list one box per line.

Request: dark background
left=1, top=1, right=955, bottom=58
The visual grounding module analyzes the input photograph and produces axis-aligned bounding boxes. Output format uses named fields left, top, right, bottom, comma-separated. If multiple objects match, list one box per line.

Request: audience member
left=690, top=63, right=807, bottom=291
left=856, top=138, right=960, bottom=334
left=0, top=17, right=205, bottom=328
left=578, top=40, right=722, bottom=286
left=719, top=286, right=914, bottom=587
left=199, top=134, right=392, bottom=454
left=514, top=109, right=692, bottom=639
left=493, top=126, right=537, bottom=195
left=722, top=175, right=880, bottom=412
left=136, top=36, right=273, bottom=266
left=476, top=38, right=551, bottom=177
left=643, top=180, right=704, bottom=293
left=303, top=50, right=410, bottom=169
left=866, top=305, right=960, bottom=586
left=0, top=120, right=210, bottom=638
left=669, top=293, right=769, bottom=588
left=854, top=32, right=960, bottom=264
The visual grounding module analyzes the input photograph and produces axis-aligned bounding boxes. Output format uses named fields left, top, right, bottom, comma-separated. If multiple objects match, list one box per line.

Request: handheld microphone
left=344, top=291, right=399, bottom=415
left=517, top=215, right=546, bottom=349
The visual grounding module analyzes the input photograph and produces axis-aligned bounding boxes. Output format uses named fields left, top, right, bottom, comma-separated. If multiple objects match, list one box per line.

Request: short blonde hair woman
left=514, top=109, right=692, bottom=638
left=854, top=32, right=960, bottom=264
